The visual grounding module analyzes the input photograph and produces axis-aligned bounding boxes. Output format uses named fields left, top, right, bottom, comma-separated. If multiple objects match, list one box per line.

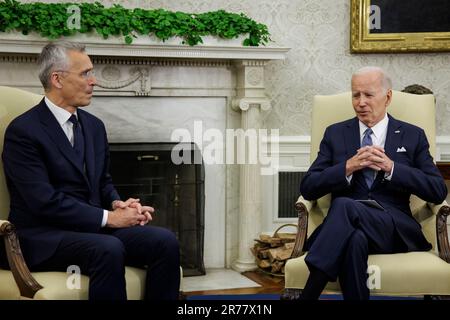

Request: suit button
left=368, top=193, right=372, bottom=199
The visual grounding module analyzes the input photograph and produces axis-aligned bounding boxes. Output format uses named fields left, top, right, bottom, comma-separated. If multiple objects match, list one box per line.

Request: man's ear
left=385, top=89, right=392, bottom=106
left=50, top=72, right=63, bottom=89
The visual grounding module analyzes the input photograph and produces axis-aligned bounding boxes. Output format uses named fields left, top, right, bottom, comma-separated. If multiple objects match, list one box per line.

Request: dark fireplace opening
left=109, top=142, right=205, bottom=276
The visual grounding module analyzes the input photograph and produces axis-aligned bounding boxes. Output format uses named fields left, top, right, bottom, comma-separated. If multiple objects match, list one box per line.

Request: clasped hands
left=107, top=198, right=154, bottom=228
left=346, top=145, right=394, bottom=176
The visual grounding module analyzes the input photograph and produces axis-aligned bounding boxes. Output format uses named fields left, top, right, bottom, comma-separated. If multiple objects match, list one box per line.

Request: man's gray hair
left=37, top=41, right=86, bottom=90
left=352, top=66, right=392, bottom=93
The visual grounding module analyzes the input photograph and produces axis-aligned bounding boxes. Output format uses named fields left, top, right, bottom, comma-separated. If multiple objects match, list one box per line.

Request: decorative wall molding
left=0, top=54, right=233, bottom=67
left=0, top=54, right=36, bottom=63
left=263, top=135, right=450, bottom=168
left=239, top=60, right=269, bottom=67
left=94, top=57, right=233, bottom=67
left=437, top=137, right=450, bottom=161
left=151, top=59, right=232, bottom=67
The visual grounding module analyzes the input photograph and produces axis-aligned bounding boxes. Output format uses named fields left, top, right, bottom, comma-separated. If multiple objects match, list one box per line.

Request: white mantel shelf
left=0, top=33, right=290, bottom=60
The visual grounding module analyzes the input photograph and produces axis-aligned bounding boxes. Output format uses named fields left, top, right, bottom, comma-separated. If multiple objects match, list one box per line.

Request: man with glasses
left=1, top=41, right=180, bottom=300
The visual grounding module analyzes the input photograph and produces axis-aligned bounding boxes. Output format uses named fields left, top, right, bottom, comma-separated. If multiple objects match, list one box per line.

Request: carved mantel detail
left=95, top=66, right=151, bottom=96
left=231, top=98, right=271, bottom=112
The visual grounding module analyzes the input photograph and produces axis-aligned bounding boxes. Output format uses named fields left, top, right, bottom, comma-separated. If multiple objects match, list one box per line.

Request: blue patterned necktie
left=361, top=128, right=374, bottom=188
left=68, top=114, right=85, bottom=164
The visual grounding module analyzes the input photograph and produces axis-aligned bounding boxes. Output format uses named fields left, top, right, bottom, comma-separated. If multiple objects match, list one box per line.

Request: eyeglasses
left=55, top=69, right=96, bottom=80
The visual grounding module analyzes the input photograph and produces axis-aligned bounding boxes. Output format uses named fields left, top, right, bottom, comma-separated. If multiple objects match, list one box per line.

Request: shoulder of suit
left=7, top=102, right=42, bottom=127
left=391, top=117, right=423, bottom=133
left=326, top=117, right=356, bottom=132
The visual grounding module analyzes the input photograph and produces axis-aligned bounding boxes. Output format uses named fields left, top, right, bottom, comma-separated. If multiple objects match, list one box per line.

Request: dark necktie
left=361, top=128, right=374, bottom=188
left=68, top=114, right=85, bottom=164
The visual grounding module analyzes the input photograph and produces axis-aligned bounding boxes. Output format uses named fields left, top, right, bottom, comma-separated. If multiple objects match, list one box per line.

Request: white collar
left=44, top=96, right=78, bottom=126
left=359, top=113, right=389, bottom=139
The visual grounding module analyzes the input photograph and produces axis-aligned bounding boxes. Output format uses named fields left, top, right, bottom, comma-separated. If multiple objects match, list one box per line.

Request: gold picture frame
left=351, top=0, right=450, bottom=53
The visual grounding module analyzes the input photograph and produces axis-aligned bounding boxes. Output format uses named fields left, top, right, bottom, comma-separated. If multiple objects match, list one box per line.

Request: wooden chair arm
left=0, top=220, right=43, bottom=298
left=290, top=196, right=314, bottom=259
left=429, top=202, right=450, bottom=263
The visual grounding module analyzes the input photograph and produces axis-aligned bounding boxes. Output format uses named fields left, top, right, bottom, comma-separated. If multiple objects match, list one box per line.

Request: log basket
left=252, top=223, right=298, bottom=277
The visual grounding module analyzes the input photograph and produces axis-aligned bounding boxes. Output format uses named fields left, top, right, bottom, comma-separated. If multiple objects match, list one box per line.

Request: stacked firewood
left=251, top=225, right=297, bottom=275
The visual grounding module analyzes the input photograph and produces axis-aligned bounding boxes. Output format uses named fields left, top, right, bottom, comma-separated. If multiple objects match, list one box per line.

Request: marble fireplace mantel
left=0, top=32, right=288, bottom=60
left=0, top=33, right=290, bottom=272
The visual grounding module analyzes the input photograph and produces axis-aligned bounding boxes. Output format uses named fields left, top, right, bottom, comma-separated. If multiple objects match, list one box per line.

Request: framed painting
left=351, top=0, right=450, bottom=53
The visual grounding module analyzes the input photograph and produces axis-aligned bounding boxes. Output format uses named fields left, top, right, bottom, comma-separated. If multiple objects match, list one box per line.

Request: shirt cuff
left=384, top=162, right=395, bottom=181
left=346, top=174, right=353, bottom=184
left=101, top=209, right=109, bottom=227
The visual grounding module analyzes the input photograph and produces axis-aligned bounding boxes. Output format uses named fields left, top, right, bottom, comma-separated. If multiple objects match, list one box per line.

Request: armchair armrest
left=0, top=220, right=43, bottom=298
left=290, top=196, right=315, bottom=259
left=429, top=202, right=450, bottom=263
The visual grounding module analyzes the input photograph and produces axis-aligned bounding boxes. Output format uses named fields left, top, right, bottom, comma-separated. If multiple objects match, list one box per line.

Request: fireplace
left=109, top=142, right=205, bottom=276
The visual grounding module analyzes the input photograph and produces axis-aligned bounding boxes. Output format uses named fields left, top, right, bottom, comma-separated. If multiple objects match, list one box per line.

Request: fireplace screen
left=109, top=143, right=205, bottom=276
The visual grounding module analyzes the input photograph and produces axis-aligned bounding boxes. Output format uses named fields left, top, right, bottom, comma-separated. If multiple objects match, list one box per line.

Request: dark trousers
left=305, top=197, right=398, bottom=300
left=31, top=225, right=180, bottom=300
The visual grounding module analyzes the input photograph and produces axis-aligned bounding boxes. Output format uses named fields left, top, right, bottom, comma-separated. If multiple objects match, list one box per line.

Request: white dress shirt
left=347, top=112, right=394, bottom=183
left=45, top=97, right=109, bottom=227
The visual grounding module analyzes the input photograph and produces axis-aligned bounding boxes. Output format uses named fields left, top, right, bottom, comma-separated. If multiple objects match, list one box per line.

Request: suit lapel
left=384, top=114, right=403, bottom=163
left=78, top=110, right=95, bottom=189
left=344, top=118, right=367, bottom=187
left=37, top=99, right=90, bottom=187
left=344, top=117, right=361, bottom=158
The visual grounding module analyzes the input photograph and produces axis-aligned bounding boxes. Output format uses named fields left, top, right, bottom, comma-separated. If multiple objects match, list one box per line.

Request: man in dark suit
left=1, top=41, right=180, bottom=300
left=299, top=66, right=447, bottom=300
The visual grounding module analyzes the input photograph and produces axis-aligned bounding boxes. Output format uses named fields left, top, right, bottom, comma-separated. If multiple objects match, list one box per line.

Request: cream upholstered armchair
left=283, top=90, right=450, bottom=299
left=0, top=86, right=182, bottom=299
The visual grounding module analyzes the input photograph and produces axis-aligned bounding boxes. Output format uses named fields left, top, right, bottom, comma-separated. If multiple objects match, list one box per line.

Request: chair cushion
left=0, top=266, right=146, bottom=300
left=285, top=251, right=450, bottom=296
left=0, top=269, right=21, bottom=299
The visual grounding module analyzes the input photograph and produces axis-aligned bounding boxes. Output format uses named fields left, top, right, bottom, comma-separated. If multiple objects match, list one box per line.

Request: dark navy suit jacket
left=300, top=114, right=447, bottom=252
left=2, top=99, right=120, bottom=266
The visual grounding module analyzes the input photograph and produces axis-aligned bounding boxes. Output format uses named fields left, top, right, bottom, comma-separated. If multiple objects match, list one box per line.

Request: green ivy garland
left=0, top=0, right=271, bottom=46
